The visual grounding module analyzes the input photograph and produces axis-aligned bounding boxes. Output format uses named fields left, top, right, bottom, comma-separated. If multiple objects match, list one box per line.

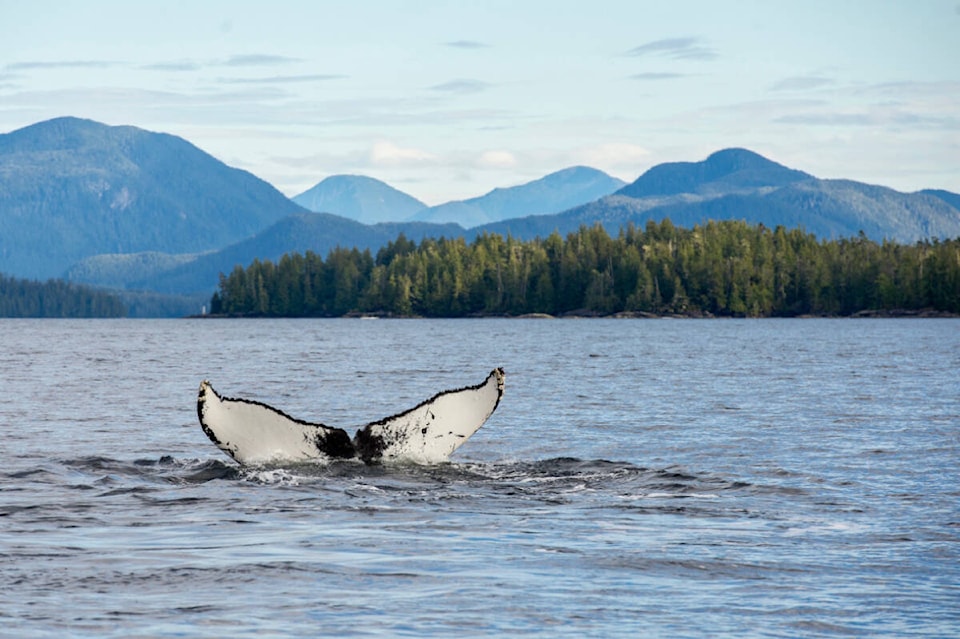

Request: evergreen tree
left=209, top=221, right=960, bottom=319
left=0, top=274, right=126, bottom=317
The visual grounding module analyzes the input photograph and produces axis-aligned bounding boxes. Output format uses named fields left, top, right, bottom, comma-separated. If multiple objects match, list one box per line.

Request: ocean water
left=1, top=318, right=957, bottom=638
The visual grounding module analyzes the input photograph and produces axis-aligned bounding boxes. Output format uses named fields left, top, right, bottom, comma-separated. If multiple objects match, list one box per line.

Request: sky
left=1, top=0, right=958, bottom=205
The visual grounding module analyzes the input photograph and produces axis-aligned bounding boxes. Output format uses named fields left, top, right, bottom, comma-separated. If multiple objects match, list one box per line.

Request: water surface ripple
left=1, top=318, right=957, bottom=638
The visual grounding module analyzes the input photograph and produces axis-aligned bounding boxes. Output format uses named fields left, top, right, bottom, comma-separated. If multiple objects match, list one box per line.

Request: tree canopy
left=0, top=274, right=126, bottom=317
left=210, top=220, right=960, bottom=318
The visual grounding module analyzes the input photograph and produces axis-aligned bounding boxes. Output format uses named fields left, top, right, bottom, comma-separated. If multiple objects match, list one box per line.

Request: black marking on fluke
left=197, top=368, right=505, bottom=466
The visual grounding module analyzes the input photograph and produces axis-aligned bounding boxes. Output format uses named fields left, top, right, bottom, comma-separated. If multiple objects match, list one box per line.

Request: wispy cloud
left=475, top=150, right=517, bottom=169
left=222, top=54, right=302, bottom=67
left=769, top=80, right=960, bottom=129
left=429, top=79, right=492, bottom=95
left=444, top=40, right=490, bottom=49
left=9, top=54, right=304, bottom=77
left=865, top=80, right=960, bottom=98
left=370, top=141, right=436, bottom=166
left=141, top=55, right=303, bottom=73
left=775, top=110, right=960, bottom=129
left=6, top=60, right=120, bottom=71
left=579, top=143, right=650, bottom=170
left=769, top=75, right=836, bottom=92
left=775, top=112, right=875, bottom=126
left=141, top=60, right=203, bottom=72
left=0, top=86, right=297, bottom=125
left=625, top=37, right=716, bottom=61
left=630, top=72, right=686, bottom=81
left=217, top=74, right=348, bottom=85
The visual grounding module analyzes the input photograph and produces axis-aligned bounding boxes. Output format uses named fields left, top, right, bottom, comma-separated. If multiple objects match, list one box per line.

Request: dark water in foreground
left=1, top=318, right=958, bottom=638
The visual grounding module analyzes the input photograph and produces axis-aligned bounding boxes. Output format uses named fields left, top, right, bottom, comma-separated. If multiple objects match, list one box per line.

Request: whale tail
left=197, top=381, right=355, bottom=465
left=354, top=367, right=505, bottom=463
left=197, top=368, right=505, bottom=466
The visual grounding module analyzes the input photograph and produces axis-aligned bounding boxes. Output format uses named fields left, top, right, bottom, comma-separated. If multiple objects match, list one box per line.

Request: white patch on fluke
left=197, top=369, right=504, bottom=466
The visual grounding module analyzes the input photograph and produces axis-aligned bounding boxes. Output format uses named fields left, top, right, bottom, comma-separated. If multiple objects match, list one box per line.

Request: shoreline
left=185, top=308, right=960, bottom=320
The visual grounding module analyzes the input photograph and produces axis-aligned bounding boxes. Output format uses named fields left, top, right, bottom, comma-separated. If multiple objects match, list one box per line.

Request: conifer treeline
left=210, top=220, right=960, bottom=318
left=0, top=274, right=127, bottom=317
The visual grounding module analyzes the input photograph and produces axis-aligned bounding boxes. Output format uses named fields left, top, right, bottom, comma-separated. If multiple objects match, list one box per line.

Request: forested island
left=0, top=274, right=126, bottom=317
left=209, top=220, right=960, bottom=318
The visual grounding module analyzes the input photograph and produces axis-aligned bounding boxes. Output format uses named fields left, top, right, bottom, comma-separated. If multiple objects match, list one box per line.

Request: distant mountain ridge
left=2, top=117, right=959, bottom=316
left=411, top=166, right=626, bottom=227
left=616, top=148, right=811, bottom=197
left=921, top=189, right=960, bottom=212
left=292, top=166, right=626, bottom=228
left=476, top=149, right=960, bottom=243
left=132, top=213, right=464, bottom=295
left=0, top=116, right=304, bottom=279
left=292, top=175, right=427, bottom=225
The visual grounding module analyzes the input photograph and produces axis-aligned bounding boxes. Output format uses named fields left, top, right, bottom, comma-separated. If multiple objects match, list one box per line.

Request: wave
left=15, top=454, right=755, bottom=492
left=2, top=453, right=800, bottom=536
left=0, top=454, right=784, bottom=520
left=54, top=455, right=241, bottom=484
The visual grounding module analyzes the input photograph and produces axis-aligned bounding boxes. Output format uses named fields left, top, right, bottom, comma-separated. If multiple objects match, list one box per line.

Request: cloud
left=775, top=110, right=960, bottom=129
left=0, top=80, right=515, bottom=135
left=0, top=69, right=19, bottom=86
left=6, top=60, right=120, bottom=71
left=764, top=81, right=958, bottom=131
left=0, top=86, right=302, bottom=129
left=629, top=72, right=685, bottom=81
left=444, top=40, right=490, bottom=49
left=774, top=112, right=875, bottom=126
left=9, top=54, right=303, bottom=79
left=221, top=54, right=302, bottom=67
left=475, top=150, right=517, bottom=169
left=217, top=74, right=348, bottom=85
left=625, top=37, right=716, bottom=61
left=866, top=80, right=960, bottom=98
left=140, top=55, right=302, bottom=72
left=429, top=79, right=492, bottom=95
left=579, top=143, right=650, bottom=170
left=370, top=141, right=436, bottom=166
left=769, top=75, right=836, bottom=92
left=142, top=61, right=203, bottom=72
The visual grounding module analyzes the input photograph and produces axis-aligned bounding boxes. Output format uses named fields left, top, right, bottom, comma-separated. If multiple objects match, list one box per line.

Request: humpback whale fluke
left=197, top=368, right=505, bottom=465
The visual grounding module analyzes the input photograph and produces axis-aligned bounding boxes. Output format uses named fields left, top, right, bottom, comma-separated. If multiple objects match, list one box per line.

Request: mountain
left=7, top=117, right=958, bottom=307
left=292, top=174, right=427, bottom=224
left=920, top=189, right=960, bottom=213
left=64, top=251, right=205, bottom=290
left=412, top=166, right=626, bottom=227
left=616, top=147, right=811, bottom=198
left=132, top=213, right=465, bottom=295
left=0, top=117, right=305, bottom=279
left=475, top=149, right=960, bottom=243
